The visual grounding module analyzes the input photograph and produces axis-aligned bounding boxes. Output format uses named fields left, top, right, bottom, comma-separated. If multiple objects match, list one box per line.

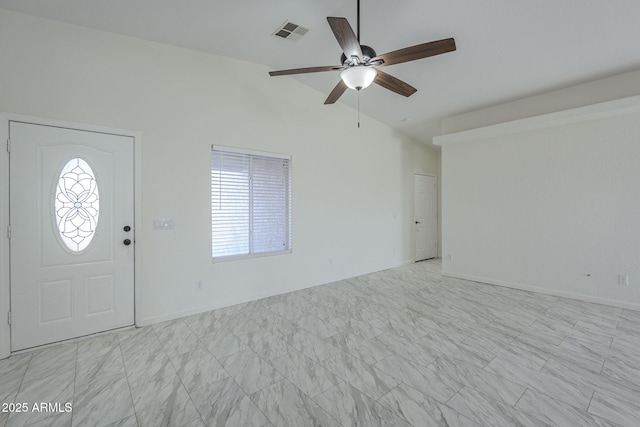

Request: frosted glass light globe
left=340, top=66, right=377, bottom=90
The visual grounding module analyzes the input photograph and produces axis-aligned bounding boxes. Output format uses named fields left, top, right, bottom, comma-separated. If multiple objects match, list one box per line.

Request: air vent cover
left=272, top=21, right=309, bottom=42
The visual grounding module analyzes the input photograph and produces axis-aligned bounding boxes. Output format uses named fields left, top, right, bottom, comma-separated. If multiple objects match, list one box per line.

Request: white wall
left=436, top=97, right=640, bottom=310
left=0, top=7, right=439, bottom=350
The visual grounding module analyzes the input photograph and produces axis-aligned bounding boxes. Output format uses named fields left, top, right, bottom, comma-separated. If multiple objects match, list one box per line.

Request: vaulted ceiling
left=2, top=0, right=639, bottom=144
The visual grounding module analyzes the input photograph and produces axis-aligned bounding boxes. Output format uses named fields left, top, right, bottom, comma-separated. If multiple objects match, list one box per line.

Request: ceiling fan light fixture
left=340, top=66, right=377, bottom=91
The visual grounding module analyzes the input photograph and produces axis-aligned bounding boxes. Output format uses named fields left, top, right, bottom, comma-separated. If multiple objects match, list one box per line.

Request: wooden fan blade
left=269, top=65, right=344, bottom=76
left=374, top=70, right=417, bottom=97
left=324, top=80, right=348, bottom=104
left=372, top=38, right=456, bottom=67
left=327, top=17, right=363, bottom=61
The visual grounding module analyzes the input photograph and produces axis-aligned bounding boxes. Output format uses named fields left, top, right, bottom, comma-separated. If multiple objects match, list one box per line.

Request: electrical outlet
left=196, top=280, right=204, bottom=290
left=447, top=253, right=453, bottom=261
left=618, top=275, right=629, bottom=286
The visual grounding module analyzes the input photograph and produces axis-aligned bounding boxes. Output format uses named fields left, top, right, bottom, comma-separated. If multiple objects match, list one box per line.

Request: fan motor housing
left=341, top=45, right=377, bottom=65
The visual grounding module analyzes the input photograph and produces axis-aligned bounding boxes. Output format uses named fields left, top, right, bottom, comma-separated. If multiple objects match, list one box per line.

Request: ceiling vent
left=272, top=21, right=309, bottom=42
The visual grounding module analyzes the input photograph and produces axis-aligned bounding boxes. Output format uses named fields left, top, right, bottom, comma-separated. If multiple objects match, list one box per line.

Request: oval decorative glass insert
left=55, top=158, right=100, bottom=252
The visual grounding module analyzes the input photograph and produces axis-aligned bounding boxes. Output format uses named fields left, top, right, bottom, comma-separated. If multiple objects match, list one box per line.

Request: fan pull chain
left=358, top=90, right=361, bottom=128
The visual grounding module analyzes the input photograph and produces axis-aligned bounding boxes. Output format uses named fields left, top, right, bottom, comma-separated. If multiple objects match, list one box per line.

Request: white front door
left=414, top=174, right=437, bottom=261
left=9, top=121, right=134, bottom=351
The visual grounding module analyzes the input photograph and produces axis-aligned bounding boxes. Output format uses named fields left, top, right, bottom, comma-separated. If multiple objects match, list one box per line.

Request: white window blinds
left=211, top=146, right=291, bottom=261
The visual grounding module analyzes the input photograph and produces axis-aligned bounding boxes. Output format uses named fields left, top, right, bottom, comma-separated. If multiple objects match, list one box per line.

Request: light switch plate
left=153, top=218, right=174, bottom=230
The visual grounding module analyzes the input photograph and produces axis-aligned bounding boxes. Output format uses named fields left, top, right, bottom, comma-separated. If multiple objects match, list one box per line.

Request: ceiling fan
left=269, top=0, right=456, bottom=105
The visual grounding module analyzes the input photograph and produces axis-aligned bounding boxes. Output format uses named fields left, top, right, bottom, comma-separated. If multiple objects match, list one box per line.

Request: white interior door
left=9, top=121, right=134, bottom=351
left=414, top=174, right=437, bottom=261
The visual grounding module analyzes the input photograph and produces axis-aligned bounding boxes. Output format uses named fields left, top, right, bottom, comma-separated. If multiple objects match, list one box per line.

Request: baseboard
left=140, top=291, right=282, bottom=327
left=442, top=270, right=640, bottom=312
left=142, top=260, right=416, bottom=327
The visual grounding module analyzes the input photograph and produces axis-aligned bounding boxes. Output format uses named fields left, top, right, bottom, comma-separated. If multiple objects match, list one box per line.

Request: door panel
left=414, top=174, right=437, bottom=261
left=10, top=121, right=134, bottom=351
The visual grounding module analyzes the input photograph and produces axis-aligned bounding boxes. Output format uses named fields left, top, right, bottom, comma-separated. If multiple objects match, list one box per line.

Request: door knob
left=415, top=221, right=421, bottom=224
left=123, top=225, right=131, bottom=232
left=123, top=239, right=132, bottom=246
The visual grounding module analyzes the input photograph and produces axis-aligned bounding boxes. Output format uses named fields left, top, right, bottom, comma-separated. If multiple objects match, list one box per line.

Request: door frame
left=0, top=113, right=143, bottom=359
left=413, top=173, right=438, bottom=262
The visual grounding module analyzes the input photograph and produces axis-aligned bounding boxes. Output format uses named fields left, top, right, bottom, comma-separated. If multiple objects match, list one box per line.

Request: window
left=211, top=145, right=291, bottom=261
left=55, top=157, right=100, bottom=252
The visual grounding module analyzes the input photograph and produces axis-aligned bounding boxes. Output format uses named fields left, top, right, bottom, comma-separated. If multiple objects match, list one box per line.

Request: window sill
left=212, top=249, right=292, bottom=264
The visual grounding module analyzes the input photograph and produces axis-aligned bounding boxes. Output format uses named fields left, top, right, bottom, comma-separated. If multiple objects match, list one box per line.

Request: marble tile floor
left=1, top=260, right=640, bottom=426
